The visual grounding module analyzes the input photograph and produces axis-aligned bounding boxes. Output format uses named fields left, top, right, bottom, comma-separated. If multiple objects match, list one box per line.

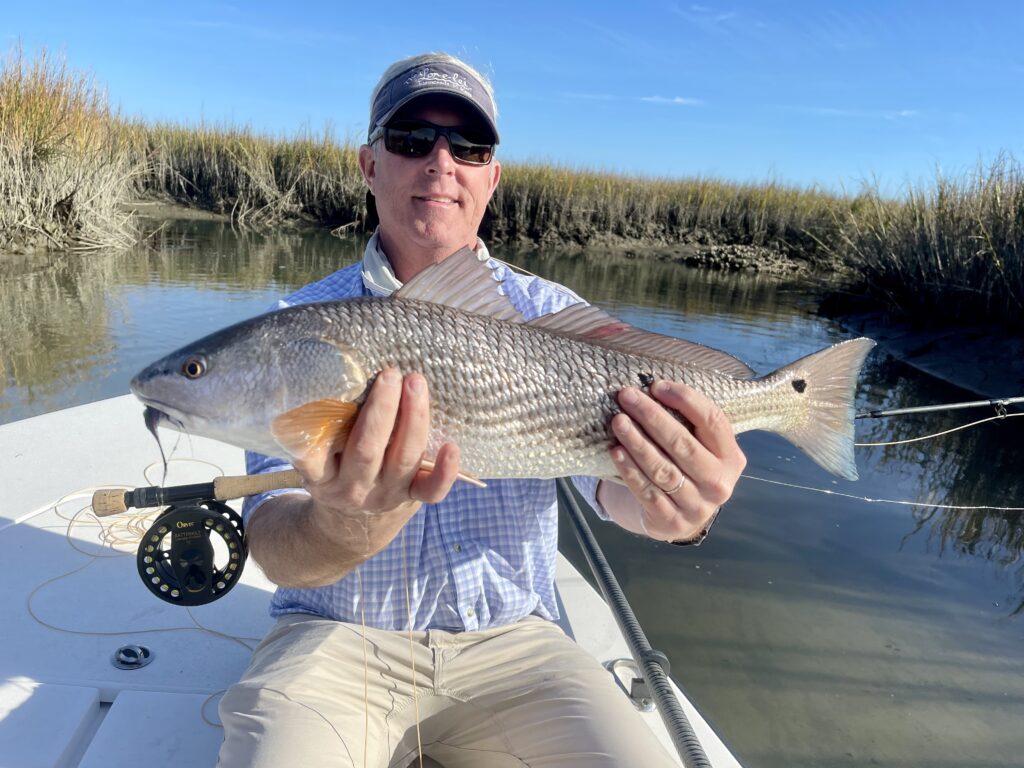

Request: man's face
left=359, top=98, right=501, bottom=265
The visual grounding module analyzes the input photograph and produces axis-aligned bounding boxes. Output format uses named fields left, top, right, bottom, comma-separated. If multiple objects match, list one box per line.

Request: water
left=2, top=217, right=1022, bottom=767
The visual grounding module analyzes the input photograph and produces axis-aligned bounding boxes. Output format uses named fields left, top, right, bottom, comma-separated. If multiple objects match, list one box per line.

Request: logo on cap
left=405, top=67, right=473, bottom=97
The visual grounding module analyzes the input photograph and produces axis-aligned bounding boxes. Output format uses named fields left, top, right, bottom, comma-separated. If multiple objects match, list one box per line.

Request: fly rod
left=856, top=395, right=1024, bottom=420
left=91, top=469, right=304, bottom=516
left=557, top=478, right=711, bottom=768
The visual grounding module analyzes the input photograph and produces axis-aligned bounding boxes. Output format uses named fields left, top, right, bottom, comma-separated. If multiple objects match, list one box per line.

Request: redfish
left=131, top=249, right=874, bottom=481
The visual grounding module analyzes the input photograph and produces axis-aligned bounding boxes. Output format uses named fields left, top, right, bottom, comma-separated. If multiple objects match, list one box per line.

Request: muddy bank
left=496, top=230, right=834, bottom=278
left=128, top=197, right=231, bottom=222
left=826, top=309, right=1024, bottom=401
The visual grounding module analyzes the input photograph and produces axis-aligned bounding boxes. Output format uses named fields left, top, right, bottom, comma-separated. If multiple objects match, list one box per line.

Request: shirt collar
left=361, top=228, right=491, bottom=297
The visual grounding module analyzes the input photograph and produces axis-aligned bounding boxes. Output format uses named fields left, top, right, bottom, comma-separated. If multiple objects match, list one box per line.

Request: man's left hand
left=600, top=380, right=746, bottom=542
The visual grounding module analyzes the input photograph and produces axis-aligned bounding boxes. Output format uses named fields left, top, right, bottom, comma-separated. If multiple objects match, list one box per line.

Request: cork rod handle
left=90, top=469, right=306, bottom=516
left=212, top=470, right=305, bottom=500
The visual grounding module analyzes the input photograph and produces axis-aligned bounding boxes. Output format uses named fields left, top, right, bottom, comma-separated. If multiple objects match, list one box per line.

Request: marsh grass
left=127, top=122, right=367, bottom=229
left=489, top=164, right=839, bottom=256
left=0, top=45, right=137, bottom=251
left=130, top=127, right=840, bottom=259
left=826, top=156, right=1024, bottom=329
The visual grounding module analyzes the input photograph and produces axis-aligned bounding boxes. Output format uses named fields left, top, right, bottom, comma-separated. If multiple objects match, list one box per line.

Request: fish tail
left=771, top=337, right=875, bottom=480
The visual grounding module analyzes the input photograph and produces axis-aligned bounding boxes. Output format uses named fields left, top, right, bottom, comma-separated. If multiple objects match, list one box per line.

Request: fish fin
left=527, top=303, right=756, bottom=378
left=419, top=458, right=488, bottom=489
left=771, top=337, right=876, bottom=480
left=395, top=247, right=527, bottom=323
left=271, top=399, right=359, bottom=463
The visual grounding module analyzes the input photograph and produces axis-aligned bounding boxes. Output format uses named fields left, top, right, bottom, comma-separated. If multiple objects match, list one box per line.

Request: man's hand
left=246, top=368, right=460, bottom=588
left=296, top=367, right=461, bottom=554
left=600, top=380, right=746, bottom=543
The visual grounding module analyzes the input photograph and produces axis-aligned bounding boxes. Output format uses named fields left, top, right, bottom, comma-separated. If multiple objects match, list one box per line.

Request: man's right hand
left=298, top=367, right=461, bottom=555
left=246, top=368, right=460, bottom=588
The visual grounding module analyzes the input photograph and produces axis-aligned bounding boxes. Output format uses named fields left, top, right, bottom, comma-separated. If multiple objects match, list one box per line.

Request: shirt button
left=453, top=543, right=462, bottom=552
left=466, top=607, right=475, bottom=618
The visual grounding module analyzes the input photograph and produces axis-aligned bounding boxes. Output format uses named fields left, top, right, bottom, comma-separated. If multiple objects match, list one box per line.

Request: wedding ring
left=662, top=474, right=686, bottom=495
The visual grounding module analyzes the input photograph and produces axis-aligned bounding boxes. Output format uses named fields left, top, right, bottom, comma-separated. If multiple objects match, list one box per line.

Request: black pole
left=856, top=395, right=1024, bottom=419
left=123, top=481, right=217, bottom=510
left=558, top=478, right=712, bottom=768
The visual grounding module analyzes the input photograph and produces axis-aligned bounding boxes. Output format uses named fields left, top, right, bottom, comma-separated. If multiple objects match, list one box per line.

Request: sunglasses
left=370, top=119, right=495, bottom=165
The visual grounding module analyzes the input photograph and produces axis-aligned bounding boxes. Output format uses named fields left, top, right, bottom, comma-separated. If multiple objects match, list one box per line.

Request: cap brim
left=375, top=88, right=500, bottom=144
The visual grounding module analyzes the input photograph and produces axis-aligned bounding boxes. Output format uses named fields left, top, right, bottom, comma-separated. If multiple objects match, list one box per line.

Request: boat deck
left=0, top=396, right=740, bottom=767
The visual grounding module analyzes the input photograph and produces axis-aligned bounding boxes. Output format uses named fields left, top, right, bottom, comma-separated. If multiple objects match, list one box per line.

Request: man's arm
left=245, top=369, right=460, bottom=588
left=596, top=379, right=746, bottom=543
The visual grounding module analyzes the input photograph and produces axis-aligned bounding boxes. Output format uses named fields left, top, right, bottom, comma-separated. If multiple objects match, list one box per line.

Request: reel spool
left=136, top=500, right=246, bottom=606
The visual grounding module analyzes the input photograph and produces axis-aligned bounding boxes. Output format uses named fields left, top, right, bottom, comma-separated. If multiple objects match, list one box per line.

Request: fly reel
left=136, top=500, right=247, bottom=606
left=93, top=470, right=300, bottom=606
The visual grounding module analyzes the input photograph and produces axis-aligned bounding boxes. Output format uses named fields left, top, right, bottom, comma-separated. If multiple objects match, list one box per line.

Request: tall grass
left=0, top=45, right=137, bottom=251
left=490, top=164, right=838, bottom=255
left=124, top=122, right=366, bottom=229
left=131, top=127, right=841, bottom=260
left=827, top=156, right=1024, bottom=328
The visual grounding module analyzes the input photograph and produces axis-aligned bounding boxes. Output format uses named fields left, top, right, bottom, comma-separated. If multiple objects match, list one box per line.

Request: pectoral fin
left=271, top=399, right=359, bottom=464
left=271, top=400, right=487, bottom=489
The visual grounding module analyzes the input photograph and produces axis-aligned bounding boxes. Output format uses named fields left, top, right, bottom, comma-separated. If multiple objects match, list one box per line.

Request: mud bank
left=500, top=233, right=831, bottom=277
left=829, top=309, right=1024, bottom=401
left=128, top=197, right=231, bottom=222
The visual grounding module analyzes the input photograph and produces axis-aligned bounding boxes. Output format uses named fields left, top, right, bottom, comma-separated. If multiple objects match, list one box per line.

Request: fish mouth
left=137, top=397, right=189, bottom=433
left=142, top=404, right=186, bottom=436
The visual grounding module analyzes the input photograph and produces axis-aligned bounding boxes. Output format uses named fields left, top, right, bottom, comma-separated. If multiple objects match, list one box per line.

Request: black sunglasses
left=370, top=119, right=495, bottom=165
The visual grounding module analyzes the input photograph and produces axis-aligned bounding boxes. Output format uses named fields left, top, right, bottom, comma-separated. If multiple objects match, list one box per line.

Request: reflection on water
left=0, top=219, right=361, bottom=422
left=0, top=246, right=141, bottom=419
left=856, top=353, right=1024, bottom=614
left=2, top=218, right=1023, bottom=767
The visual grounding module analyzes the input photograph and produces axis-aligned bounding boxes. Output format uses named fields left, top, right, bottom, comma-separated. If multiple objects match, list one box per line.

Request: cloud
left=673, top=3, right=741, bottom=28
left=641, top=96, right=704, bottom=106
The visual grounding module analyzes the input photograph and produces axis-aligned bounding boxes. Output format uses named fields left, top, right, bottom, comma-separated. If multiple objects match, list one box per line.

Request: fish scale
left=264, top=299, right=830, bottom=479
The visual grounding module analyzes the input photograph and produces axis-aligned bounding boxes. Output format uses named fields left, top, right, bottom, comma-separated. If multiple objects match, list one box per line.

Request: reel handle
left=91, top=469, right=305, bottom=516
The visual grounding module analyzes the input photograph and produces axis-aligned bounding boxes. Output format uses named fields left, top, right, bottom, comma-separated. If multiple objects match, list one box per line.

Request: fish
left=131, top=248, right=875, bottom=482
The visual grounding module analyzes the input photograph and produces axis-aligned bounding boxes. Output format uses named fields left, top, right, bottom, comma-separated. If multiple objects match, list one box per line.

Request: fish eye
left=181, top=356, right=207, bottom=379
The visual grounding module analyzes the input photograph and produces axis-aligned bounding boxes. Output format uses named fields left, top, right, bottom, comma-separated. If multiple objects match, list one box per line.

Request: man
left=218, top=53, right=746, bottom=768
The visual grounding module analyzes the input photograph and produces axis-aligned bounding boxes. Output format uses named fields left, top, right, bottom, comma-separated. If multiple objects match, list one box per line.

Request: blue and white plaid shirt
left=244, top=244, right=605, bottom=631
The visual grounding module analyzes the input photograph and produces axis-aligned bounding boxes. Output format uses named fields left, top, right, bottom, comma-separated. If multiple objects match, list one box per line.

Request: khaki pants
left=217, top=613, right=677, bottom=767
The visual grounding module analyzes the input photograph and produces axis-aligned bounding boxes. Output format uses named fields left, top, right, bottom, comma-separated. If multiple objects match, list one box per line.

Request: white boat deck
left=0, top=395, right=741, bottom=767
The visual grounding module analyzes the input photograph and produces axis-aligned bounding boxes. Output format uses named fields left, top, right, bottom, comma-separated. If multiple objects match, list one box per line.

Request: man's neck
left=376, top=229, right=475, bottom=283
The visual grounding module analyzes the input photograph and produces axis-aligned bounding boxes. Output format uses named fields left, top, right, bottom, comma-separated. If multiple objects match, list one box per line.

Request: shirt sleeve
left=568, top=475, right=611, bottom=521
left=241, top=450, right=309, bottom=524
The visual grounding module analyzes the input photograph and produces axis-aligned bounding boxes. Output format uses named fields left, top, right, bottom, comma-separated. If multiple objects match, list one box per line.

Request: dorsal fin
left=395, top=247, right=526, bottom=323
left=394, top=249, right=754, bottom=377
left=527, top=303, right=756, bottom=378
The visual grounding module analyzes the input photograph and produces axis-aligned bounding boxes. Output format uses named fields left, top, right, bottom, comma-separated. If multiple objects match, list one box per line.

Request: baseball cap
left=368, top=59, right=500, bottom=143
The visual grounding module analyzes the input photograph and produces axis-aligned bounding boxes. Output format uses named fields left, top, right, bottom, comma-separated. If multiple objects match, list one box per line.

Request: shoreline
left=13, top=200, right=1021, bottom=401
left=128, top=197, right=828, bottom=278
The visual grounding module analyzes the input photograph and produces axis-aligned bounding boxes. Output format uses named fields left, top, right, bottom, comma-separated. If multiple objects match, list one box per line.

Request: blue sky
left=5, top=1, right=1023, bottom=192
